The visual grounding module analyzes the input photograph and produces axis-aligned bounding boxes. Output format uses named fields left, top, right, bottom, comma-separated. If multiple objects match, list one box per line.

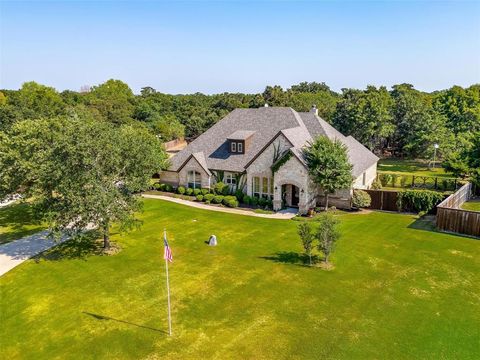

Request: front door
left=292, top=185, right=299, bottom=206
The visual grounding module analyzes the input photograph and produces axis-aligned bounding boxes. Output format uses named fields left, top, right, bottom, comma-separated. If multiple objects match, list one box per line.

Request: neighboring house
left=160, top=105, right=378, bottom=213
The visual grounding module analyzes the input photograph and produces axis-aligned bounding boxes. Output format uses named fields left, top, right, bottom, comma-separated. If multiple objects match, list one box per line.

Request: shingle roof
left=227, top=130, right=256, bottom=140
left=168, top=107, right=378, bottom=177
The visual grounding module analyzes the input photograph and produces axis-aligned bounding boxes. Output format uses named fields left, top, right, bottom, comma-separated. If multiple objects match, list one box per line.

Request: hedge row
left=151, top=182, right=272, bottom=210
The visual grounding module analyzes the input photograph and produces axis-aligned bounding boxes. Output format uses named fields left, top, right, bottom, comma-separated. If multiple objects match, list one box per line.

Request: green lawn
left=0, top=202, right=45, bottom=244
left=461, top=199, right=480, bottom=212
left=378, top=158, right=454, bottom=178
left=1, top=199, right=479, bottom=359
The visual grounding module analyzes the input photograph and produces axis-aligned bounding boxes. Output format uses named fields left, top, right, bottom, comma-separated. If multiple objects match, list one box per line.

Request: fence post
left=454, top=179, right=457, bottom=190
left=434, top=177, right=438, bottom=190
left=411, top=175, right=415, bottom=187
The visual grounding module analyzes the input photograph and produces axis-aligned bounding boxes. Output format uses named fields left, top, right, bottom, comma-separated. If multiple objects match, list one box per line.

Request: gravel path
left=142, top=194, right=298, bottom=219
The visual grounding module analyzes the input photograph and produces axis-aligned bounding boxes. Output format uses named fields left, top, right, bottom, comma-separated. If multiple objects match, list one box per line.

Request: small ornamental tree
left=304, top=136, right=353, bottom=210
left=316, top=213, right=340, bottom=264
left=0, top=116, right=168, bottom=249
left=297, top=222, right=314, bottom=265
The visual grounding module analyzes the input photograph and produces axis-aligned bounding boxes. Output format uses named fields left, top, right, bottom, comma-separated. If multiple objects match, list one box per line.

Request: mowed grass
left=0, top=202, right=45, bottom=244
left=461, top=199, right=480, bottom=212
left=1, top=199, right=479, bottom=359
left=378, top=158, right=454, bottom=178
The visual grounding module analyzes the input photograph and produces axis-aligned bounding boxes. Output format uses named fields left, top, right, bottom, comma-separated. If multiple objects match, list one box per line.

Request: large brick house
left=160, top=105, right=378, bottom=213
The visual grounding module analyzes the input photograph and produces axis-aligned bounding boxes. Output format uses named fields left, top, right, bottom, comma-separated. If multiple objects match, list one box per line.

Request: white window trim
left=231, top=142, right=236, bottom=153
left=237, top=142, right=243, bottom=153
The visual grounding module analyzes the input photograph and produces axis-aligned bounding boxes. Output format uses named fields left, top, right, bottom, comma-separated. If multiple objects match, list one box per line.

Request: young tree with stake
left=316, top=213, right=340, bottom=264
left=298, top=222, right=314, bottom=266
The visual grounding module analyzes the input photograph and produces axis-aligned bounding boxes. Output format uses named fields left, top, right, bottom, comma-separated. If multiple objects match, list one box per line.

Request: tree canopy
left=0, top=116, right=168, bottom=248
left=303, top=136, right=353, bottom=210
left=1, top=79, right=479, bottom=166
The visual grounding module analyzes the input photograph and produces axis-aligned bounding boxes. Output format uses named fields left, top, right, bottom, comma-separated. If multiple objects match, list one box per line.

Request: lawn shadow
left=259, top=251, right=321, bottom=267
left=408, top=215, right=438, bottom=232
left=0, top=203, right=44, bottom=244
left=83, top=312, right=167, bottom=334
left=33, top=230, right=120, bottom=262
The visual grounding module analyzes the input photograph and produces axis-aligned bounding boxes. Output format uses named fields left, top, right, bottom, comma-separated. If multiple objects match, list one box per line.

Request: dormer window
left=227, top=130, right=255, bottom=154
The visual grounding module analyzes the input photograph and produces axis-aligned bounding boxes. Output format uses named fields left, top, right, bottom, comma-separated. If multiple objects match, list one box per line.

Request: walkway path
left=0, top=231, right=69, bottom=276
left=142, top=194, right=298, bottom=219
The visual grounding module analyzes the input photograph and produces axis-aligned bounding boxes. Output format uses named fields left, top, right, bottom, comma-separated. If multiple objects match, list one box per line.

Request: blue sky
left=1, top=1, right=479, bottom=94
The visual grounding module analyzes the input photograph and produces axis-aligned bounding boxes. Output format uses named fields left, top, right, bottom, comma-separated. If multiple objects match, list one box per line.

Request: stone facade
left=177, top=157, right=211, bottom=189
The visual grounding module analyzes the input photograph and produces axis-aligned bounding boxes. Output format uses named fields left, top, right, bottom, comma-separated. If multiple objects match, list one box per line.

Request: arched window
left=188, top=171, right=201, bottom=189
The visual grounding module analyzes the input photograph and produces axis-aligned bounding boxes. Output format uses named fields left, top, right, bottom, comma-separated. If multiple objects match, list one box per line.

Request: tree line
left=1, top=79, right=479, bottom=177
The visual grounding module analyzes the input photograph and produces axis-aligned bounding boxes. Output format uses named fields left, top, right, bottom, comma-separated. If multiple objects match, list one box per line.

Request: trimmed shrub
left=196, top=194, right=204, bottom=202
left=352, top=190, right=371, bottom=208
left=177, top=186, right=186, bottom=195
left=201, top=188, right=209, bottom=195
left=234, top=189, right=244, bottom=202
left=397, top=189, right=444, bottom=213
left=243, top=195, right=252, bottom=205
left=379, top=173, right=392, bottom=187
left=214, top=181, right=229, bottom=195
left=164, top=184, right=173, bottom=192
left=193, top=188, right=201, bottom=196
left=251, top=196, right=259, bottom=206
left=204, top=194, right=215, bottom=202
left=258, top=197, right=267, bottom=207
left=371, top=180, right=382, bottom=190
left=153, top=183, right=161, bottom=190
left=185, top=188, right=193, bottom=196
left=212, top=195, right=224, bottom=204
left=223, top=195, right=239, bottom=208
left=266, top=199, right=273, bottom=209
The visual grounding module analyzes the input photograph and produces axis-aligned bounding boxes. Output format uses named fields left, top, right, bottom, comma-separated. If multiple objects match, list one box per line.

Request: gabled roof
left=168, top=107, right=378, bottom=177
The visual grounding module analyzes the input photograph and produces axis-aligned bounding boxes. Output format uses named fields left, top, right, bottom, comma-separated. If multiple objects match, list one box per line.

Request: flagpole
left=164, top=228, right=172, bottom=336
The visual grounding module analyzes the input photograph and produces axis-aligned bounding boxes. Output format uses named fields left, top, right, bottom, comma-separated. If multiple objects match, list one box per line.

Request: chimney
left=264, top=103, right=269, bottom=107
left=310, top=104, right=318, bottom=115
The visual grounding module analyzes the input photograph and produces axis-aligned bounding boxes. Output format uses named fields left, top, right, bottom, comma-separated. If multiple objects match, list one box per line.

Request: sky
left=1, top=1, right=479, bottom=94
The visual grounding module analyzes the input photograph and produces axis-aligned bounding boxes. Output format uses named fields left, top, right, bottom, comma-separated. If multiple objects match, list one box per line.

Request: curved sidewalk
left=142, top=194, right=298, bottom=219
left=0, top=231, right=69, bottom=276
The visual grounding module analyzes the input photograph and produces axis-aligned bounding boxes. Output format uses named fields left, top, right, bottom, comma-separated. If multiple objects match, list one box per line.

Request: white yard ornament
left=208, top=235, right=217, bottom=246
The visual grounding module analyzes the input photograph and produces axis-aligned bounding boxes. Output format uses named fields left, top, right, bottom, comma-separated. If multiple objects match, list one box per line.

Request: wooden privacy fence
left=364, top=189, right=399, bottom=211
left=436, top=182, right=480, bottom=237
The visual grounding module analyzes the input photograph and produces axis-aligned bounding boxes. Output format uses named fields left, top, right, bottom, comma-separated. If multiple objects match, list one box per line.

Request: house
left=160, top=105, right=379, bottom=213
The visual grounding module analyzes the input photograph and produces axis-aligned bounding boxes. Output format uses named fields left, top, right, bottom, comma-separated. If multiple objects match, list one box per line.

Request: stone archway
left=281, top=184, right=300, bottom=207
left=273, top=179, right=306, bottom=211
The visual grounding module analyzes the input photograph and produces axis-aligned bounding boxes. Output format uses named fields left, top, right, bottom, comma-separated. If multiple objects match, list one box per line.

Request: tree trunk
left=324, top=192, right=329, bottom=211
left=103, top=221, right=110, bottom=250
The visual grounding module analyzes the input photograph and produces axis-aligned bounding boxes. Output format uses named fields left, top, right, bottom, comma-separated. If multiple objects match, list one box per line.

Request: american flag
left=163, top=231, right=173, bottom=263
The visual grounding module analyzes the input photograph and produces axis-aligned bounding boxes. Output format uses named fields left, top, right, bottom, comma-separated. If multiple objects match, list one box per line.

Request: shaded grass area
left=461, top=199, right=480, bottom=212
left=1, top=199, right=479, bottom=359
left=0, top=202, right=45, bottom=244
left=378, top=158, right=454, bottom=178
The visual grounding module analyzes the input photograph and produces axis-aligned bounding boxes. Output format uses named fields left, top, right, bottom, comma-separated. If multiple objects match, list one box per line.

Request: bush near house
left=177, top=186, right=186, bottom=195
left=214, top=181, right=229, bottom=195
left=204, top=194, right=215, bottom=203
left=193, top=188, right=201, bottom=196
left=185, top=188, right=193, bottom=196
left=243, top=195, right=252, bottom=205
left=201, top=188, right=209, bottom=195
left=223, top=195, right=239, bottom=208
left=234, top=189, right=244, bottom=202
left=212, top=195, right=224, bottom=204
left=352, top=190, right=371, bottom=208
left=196, top=194, right=204, bottom=202
left=397, top=189, right=445, bottom=213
